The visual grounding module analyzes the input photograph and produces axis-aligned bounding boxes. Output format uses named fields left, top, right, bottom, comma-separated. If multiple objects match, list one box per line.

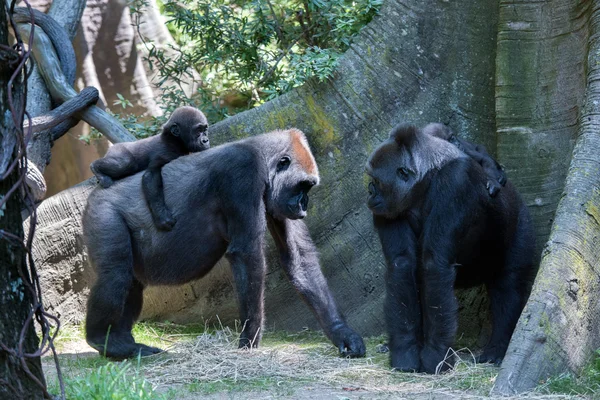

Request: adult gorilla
left=83, top=129, right=365, bottom=359
left=366, top=124, right=536, bottom=374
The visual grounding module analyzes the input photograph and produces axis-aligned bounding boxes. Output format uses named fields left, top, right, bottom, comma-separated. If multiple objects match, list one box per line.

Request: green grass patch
left=541, top=349, right=600, bottom=396
left=45, top=322, right=590, bottom=399
left=50, top=360, right=163, bottom=400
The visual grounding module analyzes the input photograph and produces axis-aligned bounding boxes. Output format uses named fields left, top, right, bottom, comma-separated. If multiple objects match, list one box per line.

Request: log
left=26, top=86, right=99, bottom=135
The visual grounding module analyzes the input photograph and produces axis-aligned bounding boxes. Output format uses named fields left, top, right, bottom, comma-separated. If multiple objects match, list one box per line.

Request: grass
left=540, top=349, right=600, bottom=397
left=48, top=359, right=162, bottom=400
left=42, top=322, right=596, bottom=399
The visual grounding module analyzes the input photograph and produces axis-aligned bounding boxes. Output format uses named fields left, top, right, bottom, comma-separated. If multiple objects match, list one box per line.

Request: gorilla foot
left=421, top=345, right=454, bottom=374
left=477, top=347, right=505, bottom=366
left=390, top=345, right=421, bottom=372
left=87, top=335, right=164, bottom=360
left=486, top=180, right=501, bottom=197
left=497, top=165, right=507, bottom=186
left=136, top=344, right=164, bottom=357
left=155, top=213, right=177, bottom=231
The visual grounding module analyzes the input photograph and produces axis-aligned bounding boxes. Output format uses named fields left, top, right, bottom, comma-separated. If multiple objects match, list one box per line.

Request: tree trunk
left=492, top=0, right=600, bottom=394
left=0, top=5, right=45, bottom=398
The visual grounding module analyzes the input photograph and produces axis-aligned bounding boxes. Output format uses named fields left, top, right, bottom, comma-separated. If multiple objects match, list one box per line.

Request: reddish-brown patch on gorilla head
left=289, top=129, right=318, bottom=176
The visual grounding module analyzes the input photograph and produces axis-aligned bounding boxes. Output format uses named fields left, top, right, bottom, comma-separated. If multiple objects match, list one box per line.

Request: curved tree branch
left=13, top=7, right=76, bottom=86
left=16, top=22, right=136, bottom=143
left=26, top=86, right=99, bottom=135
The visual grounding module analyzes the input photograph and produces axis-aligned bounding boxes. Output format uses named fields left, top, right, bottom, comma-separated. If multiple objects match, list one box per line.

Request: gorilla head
left=365, top=124, right=464, bottom=218
left=264, top=129, right=320, bottom=220
left=163, top=106, right=210, bottom=152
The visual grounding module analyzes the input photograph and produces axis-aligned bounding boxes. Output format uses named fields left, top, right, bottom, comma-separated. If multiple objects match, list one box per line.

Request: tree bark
left=25, top=0, right=86, bottom=170
left=495, top=0, right=589, bottom=255
left=0, top=4, right=45, bottom=398
left=492, top=0, right=600, bottom=394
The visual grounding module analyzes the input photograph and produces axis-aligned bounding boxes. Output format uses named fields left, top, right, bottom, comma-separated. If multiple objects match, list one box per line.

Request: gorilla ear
left=389, top=123, right=418, bottom=146
left=168, top=123, right=180, bottom=137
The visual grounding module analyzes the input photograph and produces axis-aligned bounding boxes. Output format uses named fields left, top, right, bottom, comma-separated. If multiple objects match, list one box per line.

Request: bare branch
left=26, top=86, right=99, bottom=135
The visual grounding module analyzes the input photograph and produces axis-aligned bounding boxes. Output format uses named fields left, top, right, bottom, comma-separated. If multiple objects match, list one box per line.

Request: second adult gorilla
left=83, top=129, right=365, bottom=359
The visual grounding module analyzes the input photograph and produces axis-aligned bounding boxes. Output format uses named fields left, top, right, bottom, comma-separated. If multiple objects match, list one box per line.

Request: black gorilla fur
left=366, top=124, right=536, bottom=374
left=90, top=106, right=210, bottom=231
left=83, top=128, right=365, bottom=359
left=422, top=123, right=507, bottom=197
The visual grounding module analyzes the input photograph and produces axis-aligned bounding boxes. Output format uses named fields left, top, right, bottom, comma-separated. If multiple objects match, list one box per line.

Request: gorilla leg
left=420, top=249, right=458, bottom=374
left=90, top=148, right=136, bottom=188
left=85, top=214, right=159, bottom=359
left=226, top=236, right=266, bottom=349
left=479, top=208, right=535, bottom=364
left=479, top=271, right=523, bottom=365
left=376, top=218, right=422, bottom=372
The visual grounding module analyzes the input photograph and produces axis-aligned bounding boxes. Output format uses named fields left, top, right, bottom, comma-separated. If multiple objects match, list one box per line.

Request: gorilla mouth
left=300, top=192, right=309, bottom=211
left=287, top=192, right=309, bottom=218
left=192, top=141, right=210, bottom=152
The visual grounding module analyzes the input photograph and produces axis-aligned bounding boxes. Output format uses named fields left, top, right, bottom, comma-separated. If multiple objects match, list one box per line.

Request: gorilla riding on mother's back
left=83, top=128, right=365, bottom=359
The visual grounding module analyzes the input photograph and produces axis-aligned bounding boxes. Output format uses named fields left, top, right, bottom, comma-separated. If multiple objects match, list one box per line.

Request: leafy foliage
left=83, top=0, right=381, bottom=142
left=132, top=0, right=381, bottom=121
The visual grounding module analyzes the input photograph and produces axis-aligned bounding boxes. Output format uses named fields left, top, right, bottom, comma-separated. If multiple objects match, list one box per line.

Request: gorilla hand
left=330, top=323, right=366, bottom=358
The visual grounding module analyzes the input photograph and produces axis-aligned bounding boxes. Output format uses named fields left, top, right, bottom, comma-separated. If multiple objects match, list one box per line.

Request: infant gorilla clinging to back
left=90, top=106, right=209, bottom=231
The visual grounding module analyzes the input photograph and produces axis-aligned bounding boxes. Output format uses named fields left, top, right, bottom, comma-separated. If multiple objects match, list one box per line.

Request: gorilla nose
left=201, top=137, right=209, bottom=144
left=368, top=181, right=376, bottom=195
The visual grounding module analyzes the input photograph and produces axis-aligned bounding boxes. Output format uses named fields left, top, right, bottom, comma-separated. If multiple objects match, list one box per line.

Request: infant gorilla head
left=366, top=123, right=536, bottom=373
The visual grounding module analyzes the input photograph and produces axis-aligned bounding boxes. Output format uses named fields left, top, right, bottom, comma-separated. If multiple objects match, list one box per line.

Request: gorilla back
left=366, top=124, right=536, bottom=373
left=83, top=129, right=365, bottom=359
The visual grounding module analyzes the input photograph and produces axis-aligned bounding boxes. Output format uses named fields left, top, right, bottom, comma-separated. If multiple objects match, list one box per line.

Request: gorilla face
left=164, top=106, right=210, bottom=152
left=265, top=130, right=320, bottom=220
left=366, top=124, right=464, bottom=218
left=366, top=141, right=419, bottom=218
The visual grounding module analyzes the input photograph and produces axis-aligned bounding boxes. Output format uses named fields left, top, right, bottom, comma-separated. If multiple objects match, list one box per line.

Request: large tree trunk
left=492, top=0, right=600, bottom=394
left=0, top=5, right=45, bottom=398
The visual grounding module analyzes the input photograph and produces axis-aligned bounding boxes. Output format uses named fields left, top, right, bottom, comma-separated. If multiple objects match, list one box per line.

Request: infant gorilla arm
left=83, top=128, right=365, bottom=360
left=422, top=123, right=506, bottom=197
left=90, top=106, right=209, bottom=230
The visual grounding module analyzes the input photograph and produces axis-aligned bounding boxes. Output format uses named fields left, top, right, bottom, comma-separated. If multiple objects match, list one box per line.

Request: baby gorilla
left=90, top=106, right=209, bottom=230
left=422, top=123, right=506, bottom=197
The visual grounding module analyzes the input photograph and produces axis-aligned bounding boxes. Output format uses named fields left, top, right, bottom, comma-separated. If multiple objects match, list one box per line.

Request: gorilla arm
left=267, top=216, right=366, bottom=357
left=142, top=152, right=178, bottom=231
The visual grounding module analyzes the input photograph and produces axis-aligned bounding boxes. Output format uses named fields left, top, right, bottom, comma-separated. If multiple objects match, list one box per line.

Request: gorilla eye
left=277, top=156, right=291, bottom=172
left=397, top=167, right=411, bottom=181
